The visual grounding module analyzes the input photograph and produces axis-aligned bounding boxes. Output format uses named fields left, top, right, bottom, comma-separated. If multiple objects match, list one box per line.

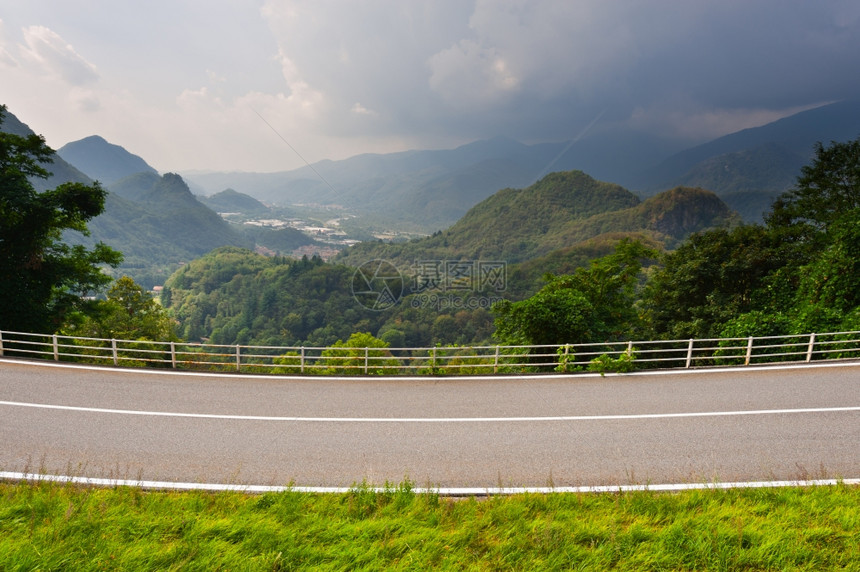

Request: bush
left=319, top=332, right=400, bottom=375
left=588, top=348, right=637, bottom=375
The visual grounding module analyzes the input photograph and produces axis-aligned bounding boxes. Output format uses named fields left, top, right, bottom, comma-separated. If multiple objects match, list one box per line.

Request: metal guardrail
left=1, top=329, right=859, bottom=375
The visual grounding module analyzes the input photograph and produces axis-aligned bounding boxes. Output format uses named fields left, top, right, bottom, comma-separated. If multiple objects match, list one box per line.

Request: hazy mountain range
left=180, top=99, right=860, bottom=228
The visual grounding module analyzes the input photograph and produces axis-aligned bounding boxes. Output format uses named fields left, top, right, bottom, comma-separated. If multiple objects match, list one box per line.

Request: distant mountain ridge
left=637, top=99, right=860, bottom=220
left=336, top=171, right=739, bottom=269
left=198, top=188, right=270, bottom=214
left=184, top=99, right=860, bottom=227
left=58, top=135, right=158, bottom=184
left=0, top=107, right=256, bottom=288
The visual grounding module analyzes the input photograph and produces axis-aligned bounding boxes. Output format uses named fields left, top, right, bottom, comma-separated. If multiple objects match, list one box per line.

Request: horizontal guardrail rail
left=1, top=329, right=859, bottom=375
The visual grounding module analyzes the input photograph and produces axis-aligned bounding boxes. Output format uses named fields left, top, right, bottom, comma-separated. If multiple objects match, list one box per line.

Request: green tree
left=788, top=211, right=860, bottom=333
left=72, top=276, right=177, bottom=341
left=493, top=239, right=655, bottom=346
left=319, top=332, right=400, bottom=375
left=767, top=138, right=860, bottom=239
left=0, top=105, right=121, bottom=333
left=641, top=225, right=792, bottom=339
left=643, top=136, right=860, bottom=341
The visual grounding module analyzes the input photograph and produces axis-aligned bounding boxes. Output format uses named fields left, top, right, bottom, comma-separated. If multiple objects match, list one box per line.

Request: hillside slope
left=67, top=172, right=253, bottom=287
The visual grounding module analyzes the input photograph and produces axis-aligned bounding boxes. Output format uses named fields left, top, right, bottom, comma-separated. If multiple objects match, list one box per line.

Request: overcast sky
left=2, top=1, right=859, bottom=173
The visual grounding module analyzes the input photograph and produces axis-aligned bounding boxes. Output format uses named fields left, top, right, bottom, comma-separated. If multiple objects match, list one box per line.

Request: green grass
left=1, top=481, right=858, bottom=570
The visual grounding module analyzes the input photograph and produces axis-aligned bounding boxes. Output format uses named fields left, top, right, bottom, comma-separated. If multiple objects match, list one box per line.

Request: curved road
left=1, top=358, right=858, bottom=489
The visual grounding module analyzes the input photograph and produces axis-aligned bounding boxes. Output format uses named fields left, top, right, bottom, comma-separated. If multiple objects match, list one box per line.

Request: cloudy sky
left=2, top=0, right=859, bottom=173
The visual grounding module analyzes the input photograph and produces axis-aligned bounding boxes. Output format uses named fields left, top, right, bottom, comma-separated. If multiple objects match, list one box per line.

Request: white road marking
left=1, top=400, right=858, bottom=422
left=1, top=471, right=858, bottom=495
left=2, top=356, right=860, bottom=381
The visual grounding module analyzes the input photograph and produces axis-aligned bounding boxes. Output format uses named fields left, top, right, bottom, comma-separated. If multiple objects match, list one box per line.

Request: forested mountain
left=337, top=171, right=738, bottom=268
left=1, top=109, right=327, bottom=288
left=642, top=100, right=860, bottom=191
left=198, top=188, right=270, bottom=215
left=636, top=99, right=860, bottom=221
left=68, top=172, right=253, bottom=288
left=58, top=135, right=158, bottom=184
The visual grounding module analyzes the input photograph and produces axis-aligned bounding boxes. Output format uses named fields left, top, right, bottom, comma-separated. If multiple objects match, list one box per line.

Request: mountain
left=661, top=143, right=803, bottom=221
left=198, top=188, right=270, bottom=215
left=635, top=99, right=860, bottom=220
left=67, top=171, right=253, bottom=287
left=336, top=170, right=739, bottom=268
left=183, top=134, right=683, bottom=232
left=184, top=100, right=860, bottom=229
left=57, top=135, right=158, bottom=184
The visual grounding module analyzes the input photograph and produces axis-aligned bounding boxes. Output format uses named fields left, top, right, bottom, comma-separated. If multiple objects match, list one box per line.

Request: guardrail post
left=170, top=342, right=177, bottom=368
left=111, top=339, right=118, bottom=366
left=626, top=340, right=633, bottom=356
left=300, top=347, right=305, bottom=373
left=685, top=339, right=694, bottom=368
left=235, top=345, right=241, bottom=371
left=744, top=336, right=754, bottom=365
left=806, top=333, right=816, bottom=362
left=494, top=345, right=500, bottom=373
left=0, top=331, right=4, bottom=357
left=364, top=347, right=369, bottom=374
left=53, top=334, right=59, bottom=361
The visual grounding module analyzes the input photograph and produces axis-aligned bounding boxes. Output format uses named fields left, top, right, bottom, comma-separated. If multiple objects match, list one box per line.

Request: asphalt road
left=1, top=358, right=858, bottom=488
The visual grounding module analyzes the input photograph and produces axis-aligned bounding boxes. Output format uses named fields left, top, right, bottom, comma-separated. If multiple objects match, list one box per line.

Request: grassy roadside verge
left=1, top=481, right=858, bottom=570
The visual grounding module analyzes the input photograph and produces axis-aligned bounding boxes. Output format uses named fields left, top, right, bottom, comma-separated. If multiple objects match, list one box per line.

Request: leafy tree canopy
left=646, top=136, right=860, bottom=340
left=493, top=239, right=656, bottom=346
left=68, top=276, right=178, bottom=341
left=0, top=105, right=122, bottom=333
left=767, top=138, right=860, bottom=240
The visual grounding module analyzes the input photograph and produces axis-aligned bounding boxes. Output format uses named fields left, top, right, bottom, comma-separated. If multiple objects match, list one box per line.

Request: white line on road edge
left=1, top=471, right=858, bottom=495
left=2, top=356, right=860, bottom=381
left=2, top=400, right=859, bottom=422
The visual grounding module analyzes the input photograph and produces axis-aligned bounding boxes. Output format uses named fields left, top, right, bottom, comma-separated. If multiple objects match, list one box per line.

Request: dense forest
left=163, top=249, right=495, bottom=348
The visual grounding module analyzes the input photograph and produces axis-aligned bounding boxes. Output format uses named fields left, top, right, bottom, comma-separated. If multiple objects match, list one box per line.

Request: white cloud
left=19, top=25, right=99, bottom=85
left=428, top=40, right=520, bottom=108
left=274, top=49, right=325, bottom=119
left=206, top=70, right=227, bottom=84
left=351, top=103, right=378, bottom=117
left=70, top=87, right=101, bottom=113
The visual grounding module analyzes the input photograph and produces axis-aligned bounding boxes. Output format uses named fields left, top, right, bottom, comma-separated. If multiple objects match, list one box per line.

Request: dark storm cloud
left=265, top=0, right=860, bottom=144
